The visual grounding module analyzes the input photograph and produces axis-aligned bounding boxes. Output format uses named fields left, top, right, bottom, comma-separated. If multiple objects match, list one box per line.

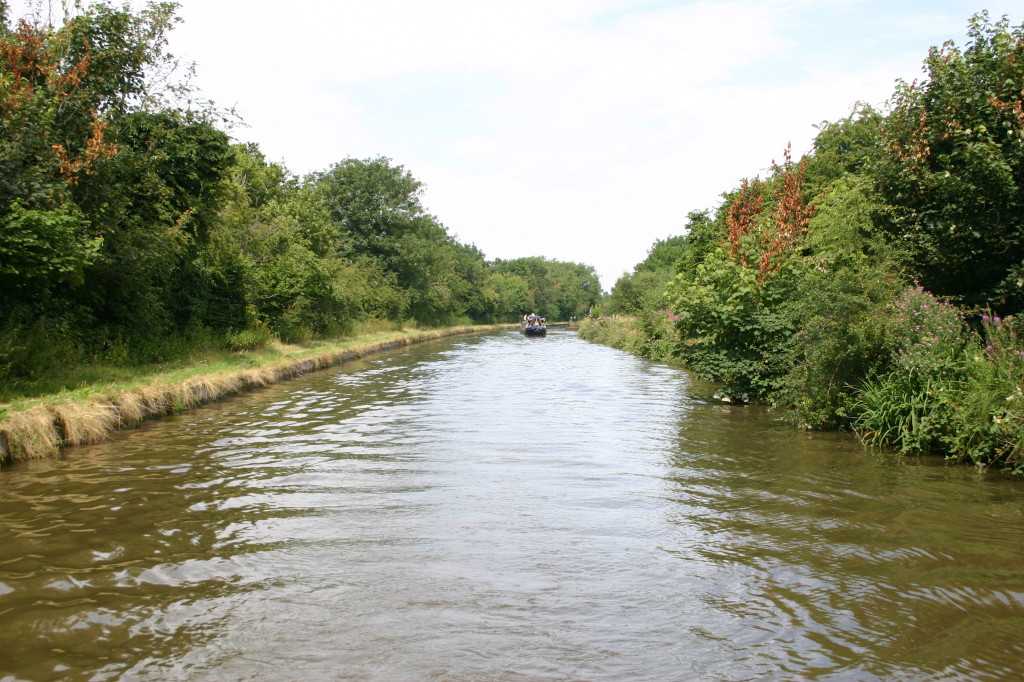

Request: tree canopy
left=875, top=12, right=1024, bottom=312
left=0, top=1, right=600, bottom=380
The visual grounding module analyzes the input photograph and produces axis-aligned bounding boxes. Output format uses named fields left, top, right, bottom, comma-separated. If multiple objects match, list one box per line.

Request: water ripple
left=1, top=331, right=1022, bottom=680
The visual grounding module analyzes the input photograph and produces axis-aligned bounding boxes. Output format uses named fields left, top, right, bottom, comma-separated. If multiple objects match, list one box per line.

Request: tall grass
left=579, top=312, right=681, bottom=363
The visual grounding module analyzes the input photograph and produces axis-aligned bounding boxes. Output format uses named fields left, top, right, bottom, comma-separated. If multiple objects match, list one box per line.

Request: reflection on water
left=1, top=331, right=1022, bottom=680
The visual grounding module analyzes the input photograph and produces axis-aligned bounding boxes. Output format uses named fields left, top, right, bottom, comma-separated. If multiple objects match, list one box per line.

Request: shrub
left=884, top=284, right=970, bottom=378
left=946, top=315, right=1024, bottom=471
left=578, top=314, right=681, bottom=363
left=0, top=316, right=84, bottom=379
left=668, top=253, right=801, bottom=402
left=225, top=325, right=272, bottom=352
left=780, top=267, right=897, bottom=428
left=851, top=286, right=1014, bottom=463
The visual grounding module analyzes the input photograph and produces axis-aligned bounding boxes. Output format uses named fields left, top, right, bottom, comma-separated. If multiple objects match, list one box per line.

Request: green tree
left=490, top=256, right=599, bottom=319
left=0, top=202, right=100, bottom=297
left=0, top=2, right=223, bottom=336
left=875, top=12, right=1024, bottom=313
left=486, top=272, right=532, bottom=321
left=448, top=242, right=491, bottom=321
left=308, top=156, right=472, bottom=323
left=778, top=176, right=900, bottom=426
left=610, top=210, right=721, bottom=315
left=803, top=103, right=884, bottom=199
left=213, top=144, right=408, bottom=339
left=75, top=110, right=233, bottom=338
left=666, top=149, right=815, bottom=402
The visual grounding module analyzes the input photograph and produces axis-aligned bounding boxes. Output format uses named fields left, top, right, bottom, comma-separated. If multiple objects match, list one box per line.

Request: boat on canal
left=521, top=315, right=547, bottom=336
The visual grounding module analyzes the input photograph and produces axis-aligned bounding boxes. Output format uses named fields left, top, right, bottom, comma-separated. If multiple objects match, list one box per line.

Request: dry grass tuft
left=113, top=389, right=147, bottom=425
left=49, top=399, right=119, bottom=446
left=182, top=375, right=221, bottom=404
left=240, top=366, right=275, bottom=389
left=136, top=385, right=172, bottom=417
left=1, top=406, right=61, bottom=460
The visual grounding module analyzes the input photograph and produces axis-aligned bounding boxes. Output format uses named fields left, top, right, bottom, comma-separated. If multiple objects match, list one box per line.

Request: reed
left=0, top=325, right=507, bottom=466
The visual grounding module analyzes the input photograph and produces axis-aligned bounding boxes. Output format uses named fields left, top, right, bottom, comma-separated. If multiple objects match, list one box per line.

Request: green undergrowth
left=578, top=313, right=682, bottom=365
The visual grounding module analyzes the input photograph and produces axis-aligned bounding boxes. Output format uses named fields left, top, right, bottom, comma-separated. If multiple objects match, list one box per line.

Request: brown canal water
left=1, top=330, right=1023, bottom=681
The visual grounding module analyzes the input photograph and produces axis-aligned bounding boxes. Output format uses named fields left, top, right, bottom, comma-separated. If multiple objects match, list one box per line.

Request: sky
left=9, top=1, right=1023, bottom=291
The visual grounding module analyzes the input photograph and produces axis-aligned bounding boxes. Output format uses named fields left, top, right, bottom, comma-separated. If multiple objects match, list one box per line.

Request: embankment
left=0, top=326, right=507, bottom=466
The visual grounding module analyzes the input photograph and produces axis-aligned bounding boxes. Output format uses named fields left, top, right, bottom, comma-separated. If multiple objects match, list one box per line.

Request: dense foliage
left=588, top=12, right=1024, bottom=471
left=0, top=1, right=600, bottom=385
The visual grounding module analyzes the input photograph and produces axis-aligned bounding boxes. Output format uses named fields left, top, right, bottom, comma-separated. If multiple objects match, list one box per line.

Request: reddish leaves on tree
left=51, top=113, right=116, bottom=184
left=989, top=88, right=1024, bottom=132
left=0, top=19, right=90, bottom=112
left=0, top=18, right=115, bottom=182
left=725, top=177, right=764, bottom=267
left=760, top=143, right=814, bottom=280
left=724, top=144, right=814, bottom=282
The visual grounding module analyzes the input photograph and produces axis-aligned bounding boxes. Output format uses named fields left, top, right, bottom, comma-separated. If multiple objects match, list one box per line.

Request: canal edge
left=0, top=325, right=514, bottom=466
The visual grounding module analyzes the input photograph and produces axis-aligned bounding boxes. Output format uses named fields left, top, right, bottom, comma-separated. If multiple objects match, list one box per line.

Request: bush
left=225, top=325, right=272, bottom=352
left=579, top=314, right=681, bottom=363
left=851, top=286, right=1024, bottom=471
left=780, top=267, right=897, bottom=428
left=0, top=316, right=84, bottom=379
left=947, top=315, right=1024, bottom=471
left=855, top=371, right=960, bottom=455
left=854, top=287, right=970, bottom=450
left=632, top=309, right=681, bottom=361
left=668, top=253, right=801, bottom=402
left=884, top=285, right=970, bottom=378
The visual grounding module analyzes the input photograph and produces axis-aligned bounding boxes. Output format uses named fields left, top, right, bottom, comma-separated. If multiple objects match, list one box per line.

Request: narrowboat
left=521, top=317, right=547, bottom=336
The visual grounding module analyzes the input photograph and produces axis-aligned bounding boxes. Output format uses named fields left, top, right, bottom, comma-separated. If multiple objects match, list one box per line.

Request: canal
left=1, top=330, right=1022, bottom=680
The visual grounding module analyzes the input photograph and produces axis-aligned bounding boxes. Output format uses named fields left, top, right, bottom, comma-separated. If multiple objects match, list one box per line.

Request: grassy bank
left=0, top=324, right=509, bottom=465
left=578, top=313, right=682, bottom=365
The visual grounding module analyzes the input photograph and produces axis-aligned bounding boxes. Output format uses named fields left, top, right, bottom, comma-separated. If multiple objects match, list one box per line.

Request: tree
left=875, top=12, right=1024, bottom=313
left=307, top=156, right=477, bottom=323
left=310, top=156, right=430, bottom=261
left=546, top=260, right=601, bottom=319
left=802, top=103, right=884, bottom=199
left=666, top=147, right=816, bottom=401
left=75, top=110, right=233, bottom=336
left=609, top=269, right=673, bottom=314
left=490, top=256, right=599, bottom=319
left=0, top=0, right=209, bottom=335
left=487, top=272, right=531, bottom=320
left=0, top=202, right=100, bottom=299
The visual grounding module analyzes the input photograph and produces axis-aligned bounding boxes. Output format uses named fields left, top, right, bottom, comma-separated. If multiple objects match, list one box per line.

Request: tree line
left=0, top=1, right=601, bottom=380
left=590, top=12, right=1024, bottom=471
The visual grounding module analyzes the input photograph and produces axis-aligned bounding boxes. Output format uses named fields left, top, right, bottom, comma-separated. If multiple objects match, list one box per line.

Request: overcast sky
left=10, top=1, right=1023, bottom=290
